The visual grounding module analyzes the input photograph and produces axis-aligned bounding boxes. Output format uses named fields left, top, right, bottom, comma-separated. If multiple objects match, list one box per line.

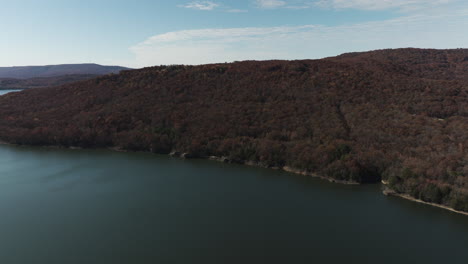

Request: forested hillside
left=0, top=74, right=98, bottom=89
left=0, top=48, right=466, bottom=212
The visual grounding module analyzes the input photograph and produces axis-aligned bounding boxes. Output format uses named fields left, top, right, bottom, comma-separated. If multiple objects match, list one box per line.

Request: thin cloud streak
left=256, top=0, right=287, bottom=9
left=128, top=11, right=468, bottom=67
left=228, top=9, right=249, bottom=13
left=179, top=1, right=219, bottom=10
left=316, top=0, right=455, bottom=11
left=253, top=0, right=456, bottom=11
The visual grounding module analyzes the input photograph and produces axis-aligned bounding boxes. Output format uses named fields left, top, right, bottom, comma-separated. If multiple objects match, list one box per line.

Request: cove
left=0, top=144, right=467, bottom=264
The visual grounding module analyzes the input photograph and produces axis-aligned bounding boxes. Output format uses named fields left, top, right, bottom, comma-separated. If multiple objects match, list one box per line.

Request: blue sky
left=1, top=0, right=468, bottom=68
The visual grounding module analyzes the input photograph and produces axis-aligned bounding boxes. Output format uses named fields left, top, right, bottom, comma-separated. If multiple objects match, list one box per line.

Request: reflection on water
left=0, top=144, right=467, bottom=264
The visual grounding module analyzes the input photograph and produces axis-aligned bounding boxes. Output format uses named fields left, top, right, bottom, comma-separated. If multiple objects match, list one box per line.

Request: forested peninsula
left=0, top=48, right=466, bottom=213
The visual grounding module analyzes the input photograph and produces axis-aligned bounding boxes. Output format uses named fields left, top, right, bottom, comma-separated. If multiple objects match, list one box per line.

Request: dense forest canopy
left=0, top=48, right=466, bottom=211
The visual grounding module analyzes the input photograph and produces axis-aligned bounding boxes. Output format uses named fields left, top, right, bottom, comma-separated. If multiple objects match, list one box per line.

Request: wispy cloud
left=255, top=0, right=287, bottom=9
left=228, top=9, right=249, bottom=13
left=128, top=10, right=468, bottom=67
left=179, top=1, right=219, bottom=10
left=315, top=0, right=455, bottom=11
left=254, top=0, right=456, bottom=11
left=180, top=0, right=455, bottom=12
left=179, top=1, right=248, bottom=13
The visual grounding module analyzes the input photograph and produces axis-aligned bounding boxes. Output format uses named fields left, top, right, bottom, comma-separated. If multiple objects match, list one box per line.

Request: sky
left=1, top=0, right=468, bottom=68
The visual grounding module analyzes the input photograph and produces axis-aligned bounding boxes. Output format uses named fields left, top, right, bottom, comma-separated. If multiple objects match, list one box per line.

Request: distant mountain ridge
left=0, top=74, right=100, bottom=90
left=0, top=63, right=130, bottom=79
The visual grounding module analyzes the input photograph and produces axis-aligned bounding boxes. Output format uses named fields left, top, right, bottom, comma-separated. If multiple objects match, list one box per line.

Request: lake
left=0, top=89, right=22, bottom=96
left=0, top=144, right=467, bottom=264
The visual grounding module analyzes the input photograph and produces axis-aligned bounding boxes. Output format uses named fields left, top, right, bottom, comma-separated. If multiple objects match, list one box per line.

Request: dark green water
left=0, top=145, right=467, bottom=264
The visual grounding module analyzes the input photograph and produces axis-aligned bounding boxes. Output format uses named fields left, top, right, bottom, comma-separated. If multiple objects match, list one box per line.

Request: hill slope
left=0, top=74, right=99, bottom=89
left=0, top=63, right=129, bottom=79
left=0, top=48, right=466, bottom=212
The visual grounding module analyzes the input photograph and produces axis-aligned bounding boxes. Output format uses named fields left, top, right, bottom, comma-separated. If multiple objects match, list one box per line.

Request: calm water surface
left=0, top=89, right=22, bottom=96
left=0, top=145, right=467, bottom=264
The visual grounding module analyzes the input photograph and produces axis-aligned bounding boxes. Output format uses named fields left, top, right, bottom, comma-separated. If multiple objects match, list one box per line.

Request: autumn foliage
left=0, top=48, right=466, bottom=211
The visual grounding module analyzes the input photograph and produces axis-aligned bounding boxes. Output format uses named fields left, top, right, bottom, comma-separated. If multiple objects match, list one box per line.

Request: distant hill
left=0, top=48, right=466, bottom=213
left=0, top=74, right=101, bottom=89
left=0, top=63, right=130, bottom=79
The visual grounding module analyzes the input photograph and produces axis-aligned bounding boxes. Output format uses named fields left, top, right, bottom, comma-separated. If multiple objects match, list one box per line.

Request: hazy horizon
left=1, top=47, right=463, bottom=69
left=2, top=0, right=468, bottom=68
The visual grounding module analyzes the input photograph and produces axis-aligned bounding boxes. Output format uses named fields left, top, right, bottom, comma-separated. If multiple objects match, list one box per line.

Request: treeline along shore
left=0, top=48, right=466, bottom=213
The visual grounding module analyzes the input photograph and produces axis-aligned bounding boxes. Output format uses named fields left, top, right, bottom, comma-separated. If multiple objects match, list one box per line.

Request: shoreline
left=382, top=182, right=468, bottom=216
left=0, top=142, right=466, bottom=216
left=201, top=154, right=360, bottom=185
left=0, top=88, right=26, bottom=91
left=281, top=166, right=360, bottom=185
left=168, top=152, right=360, bottom=185
left=0, top=142, right=363, bottom=186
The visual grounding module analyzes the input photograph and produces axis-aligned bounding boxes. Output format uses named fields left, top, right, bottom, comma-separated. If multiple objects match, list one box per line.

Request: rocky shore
left=382, top=182, right=468, bottom=216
